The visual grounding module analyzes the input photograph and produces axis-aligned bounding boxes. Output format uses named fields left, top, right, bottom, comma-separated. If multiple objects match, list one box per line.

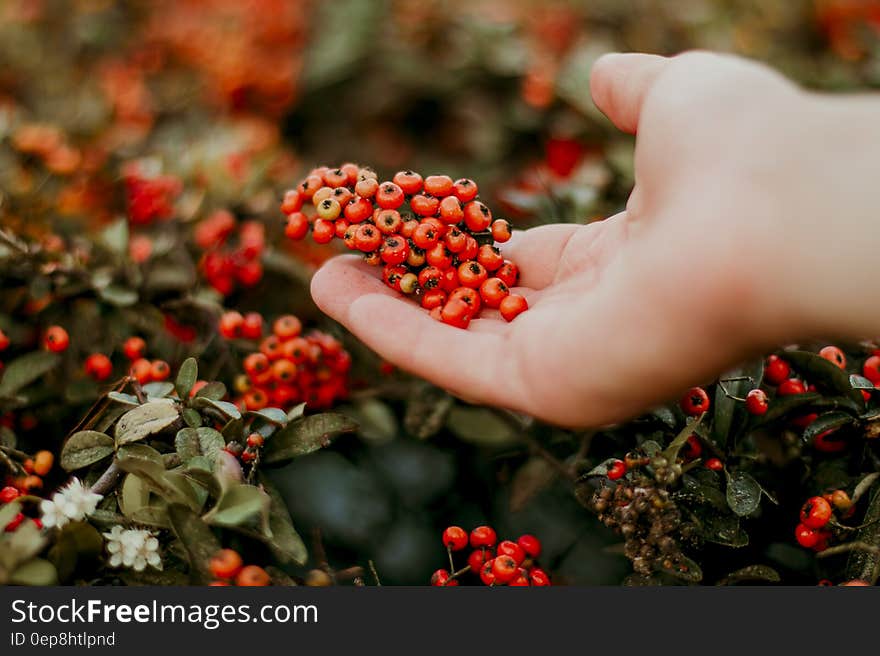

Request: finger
left=499, top=224, right=580, bottom=289
left=311, top=256, right=518, bottom=405
left=590, top=53, right=668, bottom=134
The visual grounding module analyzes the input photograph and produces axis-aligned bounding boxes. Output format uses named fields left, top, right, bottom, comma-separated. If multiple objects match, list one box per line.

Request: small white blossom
left=103, top=526, right=163, bottom=572
left=39, top=477, right=103, bottom=529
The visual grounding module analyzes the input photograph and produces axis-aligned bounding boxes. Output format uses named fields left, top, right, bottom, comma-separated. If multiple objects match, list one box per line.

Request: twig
left=90, top=460, right=122, bottom=496
left=368, top=560, right=382, bottom=586
left=816, top=541, right=880, bottom=558
left=130, top=377, right=148, bottom=404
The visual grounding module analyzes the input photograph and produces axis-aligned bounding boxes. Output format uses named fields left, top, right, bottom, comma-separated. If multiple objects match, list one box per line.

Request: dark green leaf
left=263, top=413, right=357, bottom=464
left=47, top=521, right=103, bottom=583
left=850, top=374, right=876, bottom=390
left=98, top=285, right=138, bottom=307
left=847, top=485, right=880, bottom=583
left=247, top=407, right=289, bottom=426
left=786, top=350, right=864, bottom=405
left=260, top=477, right=308, bottom=565
left=60, top=431, right=115, bottom=471
left=0, top=351, right=60, bottom=397
left=446, top=406, right=517, bottom=447
left=182, top=408, right=202, bottom=428
left=654, top=554, right=702, bottom=583
left=286, top=402, right=307, bottom=422
left=204, top=484, right=270, bottom=528
left=194, top=381, right=226, bottom=401
left=119, top=474, right=151, bottom=518
left=713, top=359, right=763, bottom=450
left=167, top=504, right=221, bottom=585
left=758, top=392, right=823, bottom=424
left=717, top=565, right=780, bottom=585
left=725, top=470, right=762, bottom=517
left=115, top=400, right=180, bottom=445
left=107, top=391, right=140, bottom=406
left=802, top=411, right=856, bottom=444
left=142, top=381, right=175, bottom=398
left=174, top=427, right=226, bottom=464
left=404, top=384, right=453, bottom=439
left=192, top=397, right=240, bottom=419
left=175, top=357, right=198, bottom=400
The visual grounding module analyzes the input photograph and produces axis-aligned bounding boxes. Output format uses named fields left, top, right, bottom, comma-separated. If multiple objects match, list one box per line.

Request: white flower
left=39, top=498, right=67, bottom=529
left=39, top=478, right=103, bottom=529
left=103, top=526, right=163, bottom=572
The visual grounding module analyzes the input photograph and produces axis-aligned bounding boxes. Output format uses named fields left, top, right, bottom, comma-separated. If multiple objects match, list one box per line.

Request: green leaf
left=802, top=411, right=856, bottom=444
left=341, top=399, right=398, bottom=443
left=204, top=484, right=270, bottom=528
left=60, top=431, right=115, bottom=471
left=194, top=381, right=226, bottom=401
left=47, top=521, right=103, bottom=583
left=713, top=359, right=763, bottom=450
left=404, top=384, right=453, bottom=439
left=119, top=474, right=151, bottom=519
left=98, top=285, right=138, bottom=307
left=717, top=565, right=781, bottom=585
left=260, top=478, right=308, bottom=565
left=302, top=0, right=378, bottom=89
left=263, top=413, right=357, bottom=464
left=107, top=391, right=140, bottom=406
left=167, top=504, right=221, bottom=585
left=0, top=351, right=60, bottom=397
left=175, top=357, right=198, bottom=400
left=699, top=513, right=749, bottom=547
left=286, top=402, right=307, bottom=422
left=115, top=400, right=180, bottom=445
left=786, top=350, right=864, bottom=405
left=191, top=397, right=240, bottom=419
left=725, top=470, right=762, bottom=517
left=850, top=374, right=876, bottom=390
left=182, top=407, right=202, bottom=428
left=116, top=444, right=199, bottom=510
left=662, top=415, right=704, bottom=463
left=247, top=407, right=289, bottom=426
left=174, top=427, right=226, bottom=464
left=654, top=554, right=702, bottom=583
left=142, top=382, right=175, bottom=398
left=758, top=392, right=823, bottom=425
left=99, top=218, right=128, bottom=255
left=10, top=558, right=58, bottom=586
left=446, top=406, right=517, bottom=447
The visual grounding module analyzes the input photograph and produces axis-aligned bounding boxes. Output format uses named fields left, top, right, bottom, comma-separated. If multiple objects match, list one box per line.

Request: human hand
left=311, top=51, right=880, bottom=427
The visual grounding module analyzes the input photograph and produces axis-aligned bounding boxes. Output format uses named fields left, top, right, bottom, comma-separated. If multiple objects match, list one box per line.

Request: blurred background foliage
left=1, top=0, right=879, bottom=584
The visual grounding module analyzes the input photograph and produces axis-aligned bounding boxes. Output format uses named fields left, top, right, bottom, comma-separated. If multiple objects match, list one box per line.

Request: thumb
left=590, top=53, right=669, bottom=134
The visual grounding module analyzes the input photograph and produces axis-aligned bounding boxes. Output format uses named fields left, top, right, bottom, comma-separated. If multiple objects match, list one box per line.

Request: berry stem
left=717, top=380, right=747, bottom=403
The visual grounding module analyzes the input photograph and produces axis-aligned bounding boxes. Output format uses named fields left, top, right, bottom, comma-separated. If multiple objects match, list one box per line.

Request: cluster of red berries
left=123, top=162, right=182, bottom=226
left=120, top=336, right=171, bottom=386
left=281, top=164, right=528, bottom=329
left=2, top=449, right=54, bottom=499
left=431, top=526, right=550, bottom=587
left=1, top=484, right=44, bottom=534
left=795, top=490, right=853, bottom=552
left=221, top=312, right=350, bottom=411
left=208, top=548, right=270, bottom=586
left=197, top=211, right=266, bottom=296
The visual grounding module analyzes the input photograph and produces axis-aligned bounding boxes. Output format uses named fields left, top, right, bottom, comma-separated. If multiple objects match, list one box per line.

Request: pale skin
left=311, top=51, right=880, bottom=428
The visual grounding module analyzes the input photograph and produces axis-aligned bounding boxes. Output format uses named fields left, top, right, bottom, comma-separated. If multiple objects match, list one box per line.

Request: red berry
left=795, top=523, right=822, bottom=549
left=0, top=329, right=9, bottom=351
left=0, top=486, right=20, bottom=503
left=354, top=224, right=383, bottom=252
left=496, top=540, right=526, bottom=565
left=491, top=555, right=518, bottom=584
left=764, top=355, right=791, bottom=386
left=470, top=526, right=498, bottom=549
left=496, top=260, right=519, bottom=288
left=426, top=243, right=453, bottom=270
left=84, top=353, right=113, bottom=381
left=424, top=175, right=454, bottom=198
left=438, top=196, right=464, bottom=224
left=479, top=560, right=497, bottom=586
left=813, top=428, right=847, bottom=452
left=607, top=459, right=627, bottom=480
left=375, top=182, right=405, bottom=209
left=410, top=193, right=440, bottom=217
left=800, top=496, right=832, bottom=529
left=421, top=289, right=447, bottom=310
left=150, top=360, right=171, bottom=382
left=442, top=525, right=469, bottom=551
left=778, top=378, right=806, bottom=396
left=273, top=315, right=302, bottom=340
left=285, top=212, right=310, bottom=240
left=477, top=244, right=504, bottom=272
left=468, top=549, right=491, bottom=573
left=491, top=219, right=512, bottom=243
left=235, top=565, right=270, bottom=587
left=392, top=170, right=423, bottom=196
left=516, top=534, right=542, bottom=559
left=453, top=178, right=478, bottom=202
left=705, top=457, right=724, bottom=471
left=680, top=386, right=710, bottom=416
left=863, top=355, right=880, bottom=384
left=241, top=313, right=264, bottom=340
left=380, top=236, right=409, bottom=265
left=529, top=568, right=551, bottom=586
left=312, top=218, right=336, bottom=244
left=509, top=570, right=530, bottom=586
left=499, top=294, right=528, bottom=322
left=5, top=512, right=25, bottom=532
left=745, top=388, right=769, bottom=416
left=243, top=352, right=270, bottom=377
left=431, top=569, right=458, bottom=587
left=219, top=311, right=245, bottom=339
left=43, top=325, right=69, bottom=352
left=439, top=298, right=472, bottom=329
left=463, top=200, right=492, bottom=232
left=281, top=189, right=303, bottom=214
left=819, top=345, right=846, bottom=369
left=479, top=277, right=510, bottom=309
left=457, top=261, right=488, bottom=289
left=129, top=358, right=152, bottom=384
left=209, top=549, right=243, bottom=580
